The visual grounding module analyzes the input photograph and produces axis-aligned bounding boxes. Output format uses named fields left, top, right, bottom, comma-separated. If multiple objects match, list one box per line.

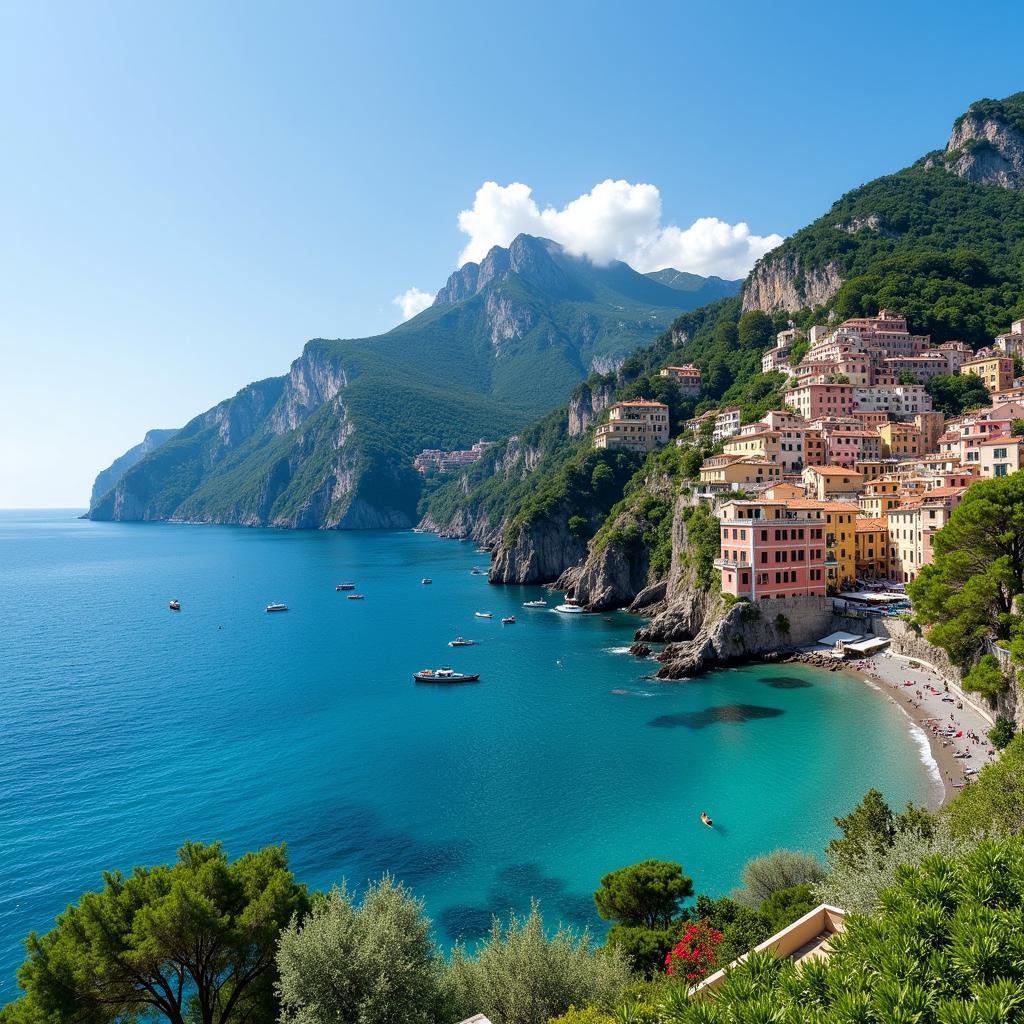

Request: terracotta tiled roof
left=805, top=465, right=862, bottom=476
left=856, top=518, right=887, bottom=531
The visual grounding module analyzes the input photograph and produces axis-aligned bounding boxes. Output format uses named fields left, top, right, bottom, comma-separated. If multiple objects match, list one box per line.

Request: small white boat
left=448, top=636, right=476, bottom=647
left=554, top=602, right=585, bottom=615
left=421, top=578, right=432, bottom=585
left=523, top=599, right=547, bottom=608
left=470, top=567, right=485, bottom=576
left=348, top=594, right=365, bottom=600
left=169, top=599, right=181, bottom=611
left=336, top=583, right=356, bottom=591
left=501, top=616, right=516, bottom=625
left=266, top=603, right=288, bottom=613
left=474, top=611, right=492, bottom=619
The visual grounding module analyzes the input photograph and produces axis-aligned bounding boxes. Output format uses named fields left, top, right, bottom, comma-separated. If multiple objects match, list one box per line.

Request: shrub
left=731, top=850, right=826, bottom=908
left=442, top=904, right=631, bottom=1024
left=277, top=877, right=442, bottom=1024
left=989, top=715, right=1016, bottom=750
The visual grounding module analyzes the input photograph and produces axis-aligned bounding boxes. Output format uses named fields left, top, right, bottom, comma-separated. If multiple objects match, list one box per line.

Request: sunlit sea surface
left=0, top=510, right=936, bottom=996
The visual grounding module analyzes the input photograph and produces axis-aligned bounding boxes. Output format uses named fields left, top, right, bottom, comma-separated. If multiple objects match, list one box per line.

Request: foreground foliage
left=443, top=904, right=632, bottom=1024
left=668, top=837, right=1024, bottom=1023
left=4, top=842, right=308, bottom=1024
left=277, top=878, right=443, bottom=1024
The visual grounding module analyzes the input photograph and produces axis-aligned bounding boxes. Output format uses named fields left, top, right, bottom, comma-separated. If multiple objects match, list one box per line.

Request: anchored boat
left=448, top=636, right=476, bottom=647
left=266, top=603, right=288, bottom=613
left=336, top=583, right=356, bottom=591
left=414, top=667, right=480, bottom=684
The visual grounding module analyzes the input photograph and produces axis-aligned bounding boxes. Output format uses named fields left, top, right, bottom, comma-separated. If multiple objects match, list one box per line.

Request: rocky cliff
left=741, top=252, right=843, bottom=313
left=567, top=379, right=616, bottom=436
left=89, top=427, right=178, bottom=509
left=932, top=96, right=1024, bottom=190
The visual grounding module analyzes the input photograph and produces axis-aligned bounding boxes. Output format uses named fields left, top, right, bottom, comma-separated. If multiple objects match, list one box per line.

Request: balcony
left=713, top=558, right=751, bottom=569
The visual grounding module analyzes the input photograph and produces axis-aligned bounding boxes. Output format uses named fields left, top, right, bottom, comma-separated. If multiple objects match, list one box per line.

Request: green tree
left=826, top=788, right=932, bottom=871
left=949, top=733, right=1024, bottom=836
left=712, top=320, right=739, bottom=353
left=594, top=861, right=693, bottom=931
left=925, top=373, right=991, bottom=416
left=1014, top=418, right=1024, bottom=437
left=568, top=515, right=590, bottom=539
left=678, top=447, right=704, bottom=480
left=731, top=850, right=826, bottom=908
left=689, top=895, right=771, bottom=967
left=962, top=653, right=1010, bottom=701
left=898, top=369, right=918, bottom=385
left=737, top=311, right=773, bottom=350
left=594, top=861, right=694, bottom=975
left=787, top=338, right=809, bottom=366
left=7, top=842, right=308, bottom=1024
left=989, top=715, right=1016, bottom=750
left=276, top=878, right=442, bottom=1024
left=442, top=904, right=631, bottom=1024
left=757, top=884, right=818, bottom=933
left=909, top=474, right=1024, bottom=661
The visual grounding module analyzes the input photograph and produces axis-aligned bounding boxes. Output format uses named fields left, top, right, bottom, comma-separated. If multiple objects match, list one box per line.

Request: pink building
left=714, top=499, right=828, bottom=601
left=784, top=383, right=855, bottom=421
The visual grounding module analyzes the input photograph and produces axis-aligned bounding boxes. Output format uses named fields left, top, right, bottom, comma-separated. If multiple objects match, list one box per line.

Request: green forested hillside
left=90, top=236, right=725, bottom=527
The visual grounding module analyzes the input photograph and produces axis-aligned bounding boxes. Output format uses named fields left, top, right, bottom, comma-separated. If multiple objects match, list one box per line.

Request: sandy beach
left=848, top=651, right=998, bottom=808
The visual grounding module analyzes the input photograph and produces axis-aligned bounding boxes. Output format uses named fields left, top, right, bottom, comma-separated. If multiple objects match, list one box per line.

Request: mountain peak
left=434, top=233, right=567, bottom=305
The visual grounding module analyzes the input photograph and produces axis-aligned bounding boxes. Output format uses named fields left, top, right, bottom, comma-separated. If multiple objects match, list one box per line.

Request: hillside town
left=413, top=439, right=493, bottom=474
left=594, top=311, right=1024, bottom=599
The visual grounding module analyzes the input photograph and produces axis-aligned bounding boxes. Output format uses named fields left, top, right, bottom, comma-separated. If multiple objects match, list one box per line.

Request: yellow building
left=877, top=421, right=922, bottom=459
left=594, top=400, right=669, bottom=452
left=802, top=465, right=864, bottom=501
left=722, top=430, right=781, bottom=463
left=962, top=353, right=1015, bottom=393
left=699, top=455, right=781, bottom=487
left=789, top=499, right=858, bottom=588
left=855, top=517, right=890, bottom=579
left=858, top=478, right=902, bottom=518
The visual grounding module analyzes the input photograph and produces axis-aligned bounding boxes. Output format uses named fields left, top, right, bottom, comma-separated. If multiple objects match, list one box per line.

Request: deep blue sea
left=0, top=510, right=937, bottom=998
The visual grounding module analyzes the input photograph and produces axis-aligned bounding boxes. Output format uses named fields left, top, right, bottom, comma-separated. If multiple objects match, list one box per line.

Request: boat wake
left=603, top=646, right=633, bottom=655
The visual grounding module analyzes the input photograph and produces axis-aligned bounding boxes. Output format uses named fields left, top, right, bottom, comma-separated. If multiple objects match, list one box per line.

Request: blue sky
left=2, top=0, right=1023, bottom=506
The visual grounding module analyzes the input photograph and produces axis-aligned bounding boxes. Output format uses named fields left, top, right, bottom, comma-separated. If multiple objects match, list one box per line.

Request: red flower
left=664, top=921, right=723, bottom=982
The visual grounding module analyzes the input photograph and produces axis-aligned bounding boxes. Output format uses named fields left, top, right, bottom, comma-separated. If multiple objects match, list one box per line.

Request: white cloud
left=456, top=179, right=784, bottom=279
left=392, top=286, right=435, bottom=321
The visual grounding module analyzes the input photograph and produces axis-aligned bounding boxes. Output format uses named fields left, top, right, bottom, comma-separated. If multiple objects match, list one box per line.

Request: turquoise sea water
left=0, top=510, right=936, bottom=998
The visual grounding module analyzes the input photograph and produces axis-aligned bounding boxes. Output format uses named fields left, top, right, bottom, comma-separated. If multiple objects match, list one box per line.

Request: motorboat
left=523, top=599, right=547, bottom=608
left=336, top=583, right=356, bottom=591
left=414, top=667, right=480, bottom=684
left=470, top=567, right=485, bottom=576
left=448, top=637, right=476, bottom=647
left=554, top=601, right=585, bottom=614
left=501, top=616, right=516, bottom=625
left=474, top=611, right=492, bottom=618
left=168, top=599, right=181, bottom=611
left=700, top=812, right=714, bottom=828
left=266, top=603, right=288, bottom=613
left=347, top=594, right=365, bottom=600
left=421, top=578, right=433, bottom=585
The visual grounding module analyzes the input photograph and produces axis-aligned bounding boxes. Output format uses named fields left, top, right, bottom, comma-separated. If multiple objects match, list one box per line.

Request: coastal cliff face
left=741, top=253, right=843, bottom=313
left=89, top=428, right=178, bottom=509
left=490, top=515, right=588, bottom=585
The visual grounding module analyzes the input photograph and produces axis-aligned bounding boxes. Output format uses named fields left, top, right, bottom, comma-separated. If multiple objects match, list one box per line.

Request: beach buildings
left=594, top=399, right=670, bottom=452
left=714, top=499, right=828, bottom=600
